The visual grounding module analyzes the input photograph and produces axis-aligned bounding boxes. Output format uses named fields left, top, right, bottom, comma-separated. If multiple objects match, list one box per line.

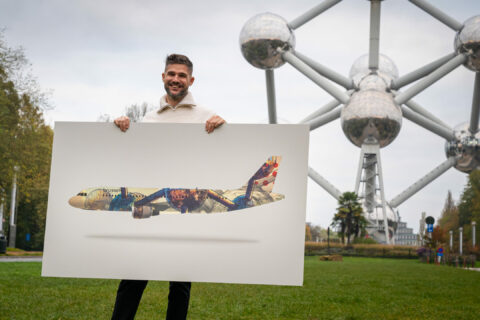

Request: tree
left=0, top=31, right=53, bottom=249
left=305, top=223, right=312, bottom=241
left=431, top=225, right=446, bottom=246
left=457, top=171, right=480, bottom=225
left=0, top=31, right=51, bottom=109
left=14, top=95, right=53, bottom=250
left=455, top=171, right=480, bottom=248
left=0, top=66, right=21, bottom=196
left=97, top=102, right=150, bottom=123
left=331, top=192, right=366, bottom=244
left=310, top=224, right=324, bottom=242
left=97, top=113, right=112, bottom=122
left=305, top=223, right=328, bottom=242
left=125, top=102, right=149, bottom=122
left=438, top=190, right=459, bottom=232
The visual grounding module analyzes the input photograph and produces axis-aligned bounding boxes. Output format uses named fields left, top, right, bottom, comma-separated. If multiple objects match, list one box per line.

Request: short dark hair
left=165, top=54, right=193, bottom=74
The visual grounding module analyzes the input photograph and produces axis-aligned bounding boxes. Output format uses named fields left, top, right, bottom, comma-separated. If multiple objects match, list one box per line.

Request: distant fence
left=305, top=241, right=418, bottom=259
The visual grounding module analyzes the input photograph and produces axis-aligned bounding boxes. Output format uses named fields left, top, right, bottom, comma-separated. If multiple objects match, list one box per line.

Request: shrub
left=352, top=237, right=378, bottom=244
left=305, top=242, right=418, bottom=259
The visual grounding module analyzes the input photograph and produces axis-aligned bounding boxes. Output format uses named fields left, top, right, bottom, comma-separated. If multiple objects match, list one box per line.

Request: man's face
left=162, top=64, right=194, bottom=101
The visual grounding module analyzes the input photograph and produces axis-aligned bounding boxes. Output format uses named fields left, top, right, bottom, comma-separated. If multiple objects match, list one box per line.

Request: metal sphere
left=239, top=12, right=295, bottom=69
left=341, top=88, right=402, bottom=148
left=349, top=54, right=398, bottom=88
left=445, top=122, right=480, bottom=173
left=357, top=74, right=389, bottom=91
left=455, top=15, right=480, bottom=71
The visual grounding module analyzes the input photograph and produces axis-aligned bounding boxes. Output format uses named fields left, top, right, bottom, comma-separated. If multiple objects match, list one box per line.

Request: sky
left=1, top=0, right=480, bottom=233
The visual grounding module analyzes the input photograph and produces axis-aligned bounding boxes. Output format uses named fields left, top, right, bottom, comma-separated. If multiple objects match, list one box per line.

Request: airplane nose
left=68, top=196, right=85, bottom=209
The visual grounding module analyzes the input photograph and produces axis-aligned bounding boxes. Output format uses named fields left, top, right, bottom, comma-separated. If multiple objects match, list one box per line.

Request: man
left=111, top=54, right=225, bottom=320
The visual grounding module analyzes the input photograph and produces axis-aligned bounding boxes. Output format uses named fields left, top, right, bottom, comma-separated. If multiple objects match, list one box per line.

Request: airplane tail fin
left=246, top=156, right=282, bottom=194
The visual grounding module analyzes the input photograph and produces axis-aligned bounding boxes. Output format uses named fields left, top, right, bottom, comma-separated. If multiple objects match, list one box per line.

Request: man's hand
left=205, top=115, right=225, bottom=133
left=114, top=116, right=130, bottom=132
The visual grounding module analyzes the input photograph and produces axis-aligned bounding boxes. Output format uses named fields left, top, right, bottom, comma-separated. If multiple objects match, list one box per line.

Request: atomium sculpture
left=239, top=0, right=480, bottom=244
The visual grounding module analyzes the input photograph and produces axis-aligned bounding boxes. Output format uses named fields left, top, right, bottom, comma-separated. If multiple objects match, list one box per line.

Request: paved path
left=0, top=256, right=42, bottom=262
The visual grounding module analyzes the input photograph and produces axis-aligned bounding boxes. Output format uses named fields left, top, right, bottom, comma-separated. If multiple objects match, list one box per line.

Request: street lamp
left=0, top=195, right=4, bottom=236
left=449, top=230, right=453, bottom=252
left=8, top=165, right=19, bottom=248
left=473, top=221, right=477, bottom=248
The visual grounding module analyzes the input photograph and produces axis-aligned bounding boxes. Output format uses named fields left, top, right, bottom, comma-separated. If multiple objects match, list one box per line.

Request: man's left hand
left=205, top=115, right=225, bottom=133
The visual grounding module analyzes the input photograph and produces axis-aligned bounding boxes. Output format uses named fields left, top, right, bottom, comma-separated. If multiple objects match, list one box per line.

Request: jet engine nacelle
left=133, top=205, right=153, bottom=219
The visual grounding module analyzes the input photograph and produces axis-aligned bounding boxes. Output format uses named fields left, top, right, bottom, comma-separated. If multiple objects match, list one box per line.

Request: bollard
left=459, top=227, right=463, bottom=256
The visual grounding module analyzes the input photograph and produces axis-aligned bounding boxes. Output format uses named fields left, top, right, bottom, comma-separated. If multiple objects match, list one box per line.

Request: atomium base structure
left=239, top=0, right=480, bottom=244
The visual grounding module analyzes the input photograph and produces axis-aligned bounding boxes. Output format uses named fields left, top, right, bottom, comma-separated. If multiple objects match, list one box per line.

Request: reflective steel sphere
left=341, top=86, right=402, bottom=148
left=358, top=74, right=389, bottom=91
left=239, top=12, right=295, bottom=69
left=455, top=15, right=480, bottom=71
left=349, top=54, right=398, bottom=88
left=445, top=122, right=480, bottom=173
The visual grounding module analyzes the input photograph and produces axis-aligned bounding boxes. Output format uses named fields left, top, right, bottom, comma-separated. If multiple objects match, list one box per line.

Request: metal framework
left=240, top=0, right=480, bottom=244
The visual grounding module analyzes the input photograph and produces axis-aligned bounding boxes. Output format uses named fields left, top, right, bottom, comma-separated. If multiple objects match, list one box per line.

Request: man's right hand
left=114, top=116, right=130, bottom=132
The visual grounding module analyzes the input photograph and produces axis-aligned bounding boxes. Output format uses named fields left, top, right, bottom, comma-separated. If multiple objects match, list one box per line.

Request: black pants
left=111, top=280, right=191, bottom=320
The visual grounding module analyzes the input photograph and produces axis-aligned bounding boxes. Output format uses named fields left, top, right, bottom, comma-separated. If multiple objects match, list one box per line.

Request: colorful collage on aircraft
left=68, top=156, right=284, bottom=218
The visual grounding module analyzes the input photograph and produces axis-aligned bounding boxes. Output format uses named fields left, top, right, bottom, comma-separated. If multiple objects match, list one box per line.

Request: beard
left=164, top=82, right=188, bottom=101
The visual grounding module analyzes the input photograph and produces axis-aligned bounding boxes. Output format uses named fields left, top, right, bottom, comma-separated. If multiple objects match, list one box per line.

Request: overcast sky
left=1, top=0, right=480, bottom=233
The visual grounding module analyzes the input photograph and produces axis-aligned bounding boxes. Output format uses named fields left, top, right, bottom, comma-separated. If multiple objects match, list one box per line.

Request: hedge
left=305, top=241, right=418, bottom=259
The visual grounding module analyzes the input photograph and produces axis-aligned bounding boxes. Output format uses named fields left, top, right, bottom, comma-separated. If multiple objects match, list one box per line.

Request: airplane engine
left=132, top=205, right=153, bottom=219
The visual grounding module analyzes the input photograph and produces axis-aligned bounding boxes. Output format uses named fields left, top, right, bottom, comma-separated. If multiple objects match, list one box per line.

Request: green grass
left=0, top=257, right=479, bottom=319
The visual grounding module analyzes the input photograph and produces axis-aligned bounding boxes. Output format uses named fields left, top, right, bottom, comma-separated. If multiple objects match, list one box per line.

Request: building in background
left=395, top=212, right=419, bottom=246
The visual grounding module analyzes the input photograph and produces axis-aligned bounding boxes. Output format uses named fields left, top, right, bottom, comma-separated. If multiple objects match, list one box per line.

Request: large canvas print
left=69, top=156, right=284, bottom=216
left=42, top=122, right=309, bottom=285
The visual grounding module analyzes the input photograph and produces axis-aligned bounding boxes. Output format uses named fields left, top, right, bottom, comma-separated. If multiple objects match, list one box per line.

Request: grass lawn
left=0, top=257, right=479, bottom=319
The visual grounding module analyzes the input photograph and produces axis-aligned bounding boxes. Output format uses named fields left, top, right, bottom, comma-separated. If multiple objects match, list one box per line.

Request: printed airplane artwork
left=68, top=156, right=284, bottom=218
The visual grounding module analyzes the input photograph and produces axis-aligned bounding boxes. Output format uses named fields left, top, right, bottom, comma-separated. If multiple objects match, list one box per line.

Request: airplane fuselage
left=68, top=156, right=284, bottom=218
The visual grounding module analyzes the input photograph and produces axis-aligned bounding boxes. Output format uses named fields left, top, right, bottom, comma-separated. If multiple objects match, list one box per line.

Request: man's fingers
left=206, top=121, right=214, bottom=133
left=205, top=115, right=225, bottom=133
left=205, top=120, right=213, bottom=133
left=114, top=116, right=130, bottom=132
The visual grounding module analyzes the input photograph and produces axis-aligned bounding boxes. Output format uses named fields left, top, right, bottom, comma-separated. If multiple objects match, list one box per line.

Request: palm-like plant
left=331, top=192, right=366, bottom=244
